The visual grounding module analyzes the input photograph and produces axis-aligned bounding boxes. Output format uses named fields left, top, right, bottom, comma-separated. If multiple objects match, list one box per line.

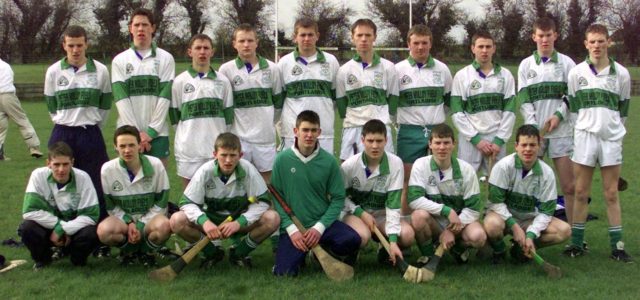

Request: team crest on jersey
left=553, top=64, right=564, bottom=77
left=400, top=75, right=412, bottom=85
left=290, top=167, right=296, bottom=173
left=351, top=177, right=361, bottom=189
left=320, top=63, right=330, bottom=77
left=87, top=74, right=98, bottom=87
left=143, top=177, right=152, bottom=190
left=205, top=180, right=216, bottom=190
left=57, top=76, right=69, bottom=86
left=347, top=74, right=358, bottom=86
left=232, top=75, right=244, bottom=86
left=125, top=63, right=134, bottom=75
left=606, top=76, right=617, bottom=91
left=262, top=69, right=272, bottom=84
left=578, top=77, right=588, bottom=87
left=527, top=70, right=537, bottom=79
left=153, top=59, right=160, bottom=75
left=433, top=71, right=442, bottom=85
left=374, top=71, right=383, bottom=88
left=70, top=193, right=80, bottom=206
left=184, top=83, right=195, bottom=94
left=470, top=80, right=481, bottom=90
left=497, top=78, right=505, bottom=91
left=375, top=176, right=388, bottom=191
left=291, top=65, right=303, bottom=76
left=112, top=181, right=123, bottom=192
left=427, top=175, right=437, bottom=186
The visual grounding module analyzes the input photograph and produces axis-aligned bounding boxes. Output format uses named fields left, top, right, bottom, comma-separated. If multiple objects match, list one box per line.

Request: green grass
left=1, top=96, right=639, bottom=298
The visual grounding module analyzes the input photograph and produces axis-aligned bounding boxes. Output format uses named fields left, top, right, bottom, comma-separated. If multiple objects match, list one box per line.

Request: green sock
left=490, top=239, right=506, bottom=253
left=608, top=226, right=622, bottom=250
left=233, top=234, right=258, bottom=258
left=571, top=223, right=585, bottom=248
left=270, top=232, right=280, bottom=252
left=202, top=243, right=223, bottom=258
left=451, top=243, right=467, bottom=255
left=230, top=234, right=242, bottom=248
left=118, top=236, right=140, bottom=254
left=418, top=241, right=434, bottom=257
left=141, top=236, right=162, bottom=254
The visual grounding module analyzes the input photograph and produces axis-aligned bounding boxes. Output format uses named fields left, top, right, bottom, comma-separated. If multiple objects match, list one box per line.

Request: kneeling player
left=170, top=133, right=279, bottom=268
left=409, top=124, right=486, bottom=265
left=97, top=126, right=172, bottom=266
left=484, top=125, right=570, bottom=263
left=19, top=142, right=100, bottom=270
left=341, top=119, right=414, bottom=266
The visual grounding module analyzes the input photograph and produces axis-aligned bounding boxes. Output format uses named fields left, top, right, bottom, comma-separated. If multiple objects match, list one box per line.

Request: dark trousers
left=18, top=220, right=98, bottom=266
left=49, top=124, right=109, bottom=219
left=273, top=221, right=361, bottom=276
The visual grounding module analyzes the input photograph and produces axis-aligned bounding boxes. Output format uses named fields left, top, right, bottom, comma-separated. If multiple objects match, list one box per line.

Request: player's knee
left=260, top=210, right=280, bottom=233
left=603, top=188, right=619, bottom=205
left=466, top=229, right=487, bottom=248
left=169, top=211, right=189, bottom=233
left=410, top=209, right=429, bottom=229
left=483, top=218, right=503, bottom=238
left=556, top=222, right=571, bottom=242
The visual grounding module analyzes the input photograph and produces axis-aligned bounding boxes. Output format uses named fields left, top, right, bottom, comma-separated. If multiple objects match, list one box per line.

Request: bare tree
left=179, top=0, right=208, bottom=36
left=602, top=0, right=640, bottom=64
left=484, top=0, right=525, bottom=60
left=11, top=0, right=53, bottom=62
left=294, top=0, right=354, bottom=47
left=94, top=0, right=128, bottom=58
left=39, top=0, right=80, bottom=57
left=215, top=0, right=274, bottom=58
left=0, top=2, right=19, bottom=60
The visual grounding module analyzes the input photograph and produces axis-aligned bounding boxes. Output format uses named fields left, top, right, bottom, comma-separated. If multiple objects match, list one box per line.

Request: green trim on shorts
left=397, top=124, right=436, bottom=163
left=146, top=136, right=170, bottom=158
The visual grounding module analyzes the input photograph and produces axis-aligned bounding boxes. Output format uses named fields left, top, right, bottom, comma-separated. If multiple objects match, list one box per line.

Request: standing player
left=170, top=133, right=279, bottom=268
left=564, top=24, right=632, bottom=262
left=395, top=24, right=452, bottom=214
left=272, top=110, right=360, bottom=276
left=484, top=125, right=570, bottom=263
left=277, top=18, right=339, bottom=154
left=336, top=19, right=398, bottom=161
left=451, top=32, right=516, bottom=174
left=219, top=24, right=282, bottom=183
left=111, top=8, right=175, bottom=166
left=518, top=18, right=576, bottom=224
left=97, top=126, right=171, bottom=266
left=19, top=142, right=99, bottom=270
left=409, top=124, right=485, bottom=266
left=340, top=119, right=413, bottom=266
left=0, top=58, right=42, bottom=160
left=171, top=34, right=233, bottom=189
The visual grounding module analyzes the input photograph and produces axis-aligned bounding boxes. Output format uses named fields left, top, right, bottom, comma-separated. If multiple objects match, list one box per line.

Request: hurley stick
left=532, top=251, right=562, bottom=279
left=372, top=226, right=426, bottom=283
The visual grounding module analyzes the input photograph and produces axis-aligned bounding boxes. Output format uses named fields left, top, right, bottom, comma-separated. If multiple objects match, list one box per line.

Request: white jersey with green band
left=111, top=43, right=175, bottom=139
left=277, top=49, right=338, bottom=139
left=395, top=55, right=452, bottom=126
left=44, top=58, right=112, bottom=128
left=101, top=155, right=170, bottom=225
left=179, top=159, right=270, bottom=228
left=518, top=51, right=575, bottom=138
left=23, top=167, right=99, bottom=236
left=407, top=155, right=482, bottom=226
left=336, top=53, right=399, bottom=128
left=568, top=58, right=630, bottom=141
left=450, top=61, right=516, bottom=147
left=171, top=67, right=233, bottom=162
left=487, top=153, right=557, bottom=239
left=340, top=151, right=403, bottom=242
left=219, top=56, right=283, bottom=145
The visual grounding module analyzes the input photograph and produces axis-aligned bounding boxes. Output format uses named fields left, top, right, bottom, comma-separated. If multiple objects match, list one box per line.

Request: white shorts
left=279, top=137, right=334, bottom=155
left=457, top=132, right=506, bottom=175
left=241, top=140, right=276, bottom=172
left=571, top=130, right=622, bottom=167
left=340, top=125, right=394, bottom=161
left=540, top=136, right=573, bottom=159
left=177, top=158, right=212, bottom=179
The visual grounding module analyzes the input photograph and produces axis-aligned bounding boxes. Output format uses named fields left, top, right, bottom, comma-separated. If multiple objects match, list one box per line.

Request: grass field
left=1, top=76, right=639, bottom=298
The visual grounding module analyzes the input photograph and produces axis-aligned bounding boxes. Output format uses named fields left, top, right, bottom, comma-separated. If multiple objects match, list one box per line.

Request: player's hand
left=490, top=143, right=501, bottom=156
left=476, top=140, right=493, bottom=156
left=523, top=238, right=536, bottom=258
left=360, top=211, right=376, bottom=231
left=140, top=131, right=152, bottom=152
left=127, top=222, right=141, bottom=244
left=202, top=220, right=221, bottom=240
left=439, top=229, right=456, bottom=250
left=290, top=231, right=307, bottom=252
left=389, top=242, right=404, bottom=266
left=49, top=231, right=65, bottom=247
left=544, top=115, right=560, bottom=134
left=219, top=221, right=241, bottom=238
left=304, top=228, right=321, bottom=248
left=511, top=224, right=526, bottom=248
left=447, top=210, right=463, bottom=234
left=63, top=235, right=71, bottom=247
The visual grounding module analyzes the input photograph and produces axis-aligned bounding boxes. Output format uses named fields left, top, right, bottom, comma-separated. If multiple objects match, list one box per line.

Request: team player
left=171, top=34, right=233, bottom=189
left=395, top=24, right=453, bottom=214
left=219, top=24, right=282, bottom=183
left=170, top=133, right=279, bottom=268
left=272, top=110, right=360, bottom=276
left=409, top=124, right=486, bottom=266
left=19, top=142, right=99, bottom=270
left=0, top=58, right=42, bottom=160
left=518, top=18, right=576, bottom=224
left=97, top=126, right=171, bottom=266
left=484, top=125, right=570, bottom=263
left=340, top=119, right=413, bottom=266
left=451, top=31, right=516, bottom=174
left=44, top=25, right=111, bottom=221
left=111, top=8, right=175, bottom=166
left=336, top=18, right=398, bottom=161
left=277, top=18, right=339, bottom=154
left=564, top=24, right=632, bottom=262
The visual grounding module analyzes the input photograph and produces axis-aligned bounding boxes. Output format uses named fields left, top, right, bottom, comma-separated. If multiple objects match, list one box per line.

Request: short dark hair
left=585, top=23, right=609, bottom=39
left=351, top=18, right=377, bottom=35
left=189, top=34, right=213, bottom=48
left=362, top=119, right=386, bottom=137
left=429, top=124, right=455, bottom=142
left=129, top=8, right=155, bottom=26
left=63, top=25, right=87, bottom=42
left=471, top=31, right=494, bottom=45
left=48, top=141, right=74, bottom=159
left=407, top=24, right=432, bottom=43
left=515, top=124, right=540, bottom=144
left=114, top=125, right=141, bottom=145
left=233, top=23, right=258, bottom=41
left=294, top=17, right=319, bottom=36
left=296, top=110, right=320, bottom=128
left=214, top=132, right=242, bottom=152
left=532, top=17, right=556, bottom=33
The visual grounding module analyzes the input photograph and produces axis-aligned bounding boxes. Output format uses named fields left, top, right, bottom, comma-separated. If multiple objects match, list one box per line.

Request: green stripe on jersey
left=426, top=193, right=465, bottom=212
left=233, top=87, right=273, bottom=108
left=347, top=188, right=386, bottom=210
left=570, top=88, right=622, bottom=112
left=204, top=195, right=251, bottom=215
left=464, top=93, right=506, bottom=114
left=50, top=88, right=103, bottom=111
left=345, top=86, right=387, bottom=108
left=179, top=98, right=226, bottom=121
left=505, top=191, right=538, bottom=213
left=398, top=86, right=445, bottom=107
left=108, top=193, right=156, bottom=214
left=522, top=81, right=567, bottom=103
left=23, top=192, right=55, bottom=214
left=284, top=79, right=333, bottom=99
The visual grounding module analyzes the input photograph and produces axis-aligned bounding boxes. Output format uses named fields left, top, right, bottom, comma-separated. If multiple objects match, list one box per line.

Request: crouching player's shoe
left=229, top=247, right=253, bottom=268
left=450, top=245, right=470, bottom=264
left=610, top=242, right=633, bottom=263
left=509, top=242, right=531, bottom=264
left=138, top=252, right=157, bottom=267
left=200, top=246, right=225, bottom=269
left=562, top=244, right=586, bottom=258
left=415, top=256, right=430, bottom=268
